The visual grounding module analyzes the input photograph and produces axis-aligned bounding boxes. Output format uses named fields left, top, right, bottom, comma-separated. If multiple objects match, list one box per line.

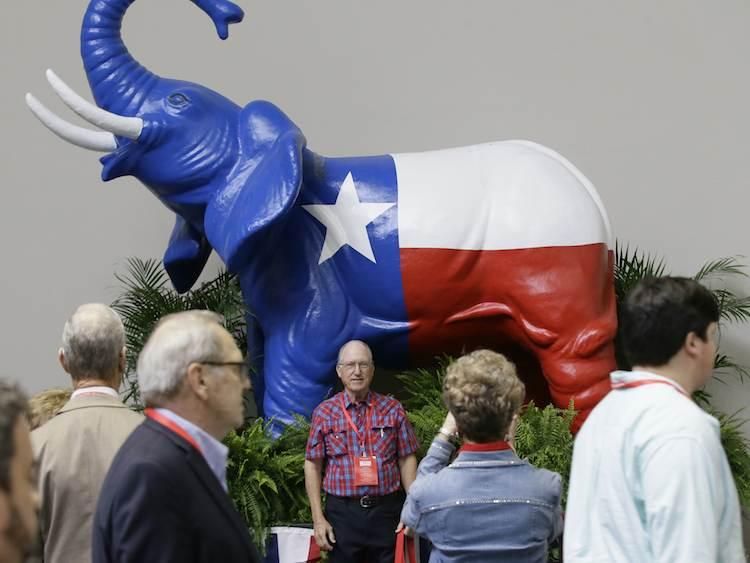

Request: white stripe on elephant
left=392, top=140, right=612, bottom=251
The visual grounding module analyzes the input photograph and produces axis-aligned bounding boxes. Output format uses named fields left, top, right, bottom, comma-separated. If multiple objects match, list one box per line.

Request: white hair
left=61, top=303, right=125, bottom=380
left=137, top=310, right=225, bottom=405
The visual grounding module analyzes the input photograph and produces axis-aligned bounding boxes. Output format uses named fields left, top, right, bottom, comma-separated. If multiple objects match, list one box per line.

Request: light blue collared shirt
left=154, top=408, right=229, bottom=491
left=564, top=370, right=745, bottom=562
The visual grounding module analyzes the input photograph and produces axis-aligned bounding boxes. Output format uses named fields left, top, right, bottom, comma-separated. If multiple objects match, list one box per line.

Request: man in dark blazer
left=92, top=311, right=261, bottom=563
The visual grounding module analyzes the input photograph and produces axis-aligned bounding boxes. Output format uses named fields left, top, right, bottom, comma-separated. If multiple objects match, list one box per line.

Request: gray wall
left=1, top=1, right=748, bottom=421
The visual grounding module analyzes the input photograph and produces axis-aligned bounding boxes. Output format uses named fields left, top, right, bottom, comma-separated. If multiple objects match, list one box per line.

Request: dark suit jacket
left=92, top=418, right=261, bottom=563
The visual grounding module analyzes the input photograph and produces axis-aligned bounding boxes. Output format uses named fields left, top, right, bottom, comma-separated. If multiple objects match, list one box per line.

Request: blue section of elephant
left=79, top=0, right=411, bottom=433
left=237, top=151, right=410, bottom=431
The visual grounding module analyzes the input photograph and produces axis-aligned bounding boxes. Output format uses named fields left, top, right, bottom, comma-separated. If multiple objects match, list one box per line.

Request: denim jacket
left=401, top=438, right=562, bottom=562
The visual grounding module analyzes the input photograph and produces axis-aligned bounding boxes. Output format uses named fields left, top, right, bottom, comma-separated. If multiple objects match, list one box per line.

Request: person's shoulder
left=115, top=406, right=146, bottom=425
left=370, top=392, right=405, bottom=414
left=312, top=393, right=342, bottom=417
left=30, top=423, right=52, bottom=453
left=644, top=391, right=716, bottom=433
left=30, top=408, right=74, bottom=449
left=626, top=393, right=721, bottom=455
left=107, top=423, right=190, bottom=488
left=525, top=464, right=563, bottom=496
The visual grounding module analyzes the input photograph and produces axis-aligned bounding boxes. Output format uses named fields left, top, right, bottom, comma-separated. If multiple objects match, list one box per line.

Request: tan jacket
left=32, top=394, right=143, bottom=563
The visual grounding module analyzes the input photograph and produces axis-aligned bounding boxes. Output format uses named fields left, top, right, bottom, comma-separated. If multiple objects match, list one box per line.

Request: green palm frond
left=692, top=388, right=712, bottom=409
left=693, top=257, right=749, bottom=282
left=713, top=290, right=750, bottom=324
left=111, top=258, right=249, bottom=407
left=613, top=242, right=667, bottom=301
left=714, top=354, right=750, bottom=383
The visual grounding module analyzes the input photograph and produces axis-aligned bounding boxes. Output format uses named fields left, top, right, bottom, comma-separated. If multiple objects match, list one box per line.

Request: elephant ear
left=163, top=215, right=213, bottom=293
left=205, top=101, right=306, bottom=271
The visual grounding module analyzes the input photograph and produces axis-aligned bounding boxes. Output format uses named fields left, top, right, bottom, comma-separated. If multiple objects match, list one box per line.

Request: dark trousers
left=325, top=492, right=404, bottom=563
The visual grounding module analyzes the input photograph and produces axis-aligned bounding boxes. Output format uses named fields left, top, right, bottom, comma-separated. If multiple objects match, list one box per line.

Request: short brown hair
left=443, top=350, right=525, bottom=442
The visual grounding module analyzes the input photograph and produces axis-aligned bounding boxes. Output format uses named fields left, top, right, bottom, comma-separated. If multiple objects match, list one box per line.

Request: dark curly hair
left=0, top=379, right=28, bottom=492
left=443, top=350, right=525, bottom=442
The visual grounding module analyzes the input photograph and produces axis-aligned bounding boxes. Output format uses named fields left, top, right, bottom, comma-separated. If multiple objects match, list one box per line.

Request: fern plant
left=225, top=416, right=312, bottom=550
left=513, top=402, right=575, bottom=503
left=111, top=257, right=248, bottom=407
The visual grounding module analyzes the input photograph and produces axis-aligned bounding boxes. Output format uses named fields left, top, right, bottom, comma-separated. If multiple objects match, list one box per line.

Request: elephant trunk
left=81, top=0, right=158, bottom=116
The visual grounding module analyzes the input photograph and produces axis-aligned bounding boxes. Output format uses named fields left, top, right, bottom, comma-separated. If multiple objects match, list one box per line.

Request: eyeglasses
left=337, top=361, right=373, bottom=372
left=197, top=360, right=250, bottom=380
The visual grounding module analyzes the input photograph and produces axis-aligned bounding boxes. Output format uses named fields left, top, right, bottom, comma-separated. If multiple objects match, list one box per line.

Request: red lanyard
left=339, top=394, right=371, bottom=456
left=611, top=379, right=689, bottom=397
left=460, top=440, right=512, bottom=453
left=145, top=408, right=203, bottom=454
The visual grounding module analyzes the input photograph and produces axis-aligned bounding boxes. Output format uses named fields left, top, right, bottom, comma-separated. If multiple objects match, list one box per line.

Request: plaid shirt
left=306, top=391, right=419, bottom=497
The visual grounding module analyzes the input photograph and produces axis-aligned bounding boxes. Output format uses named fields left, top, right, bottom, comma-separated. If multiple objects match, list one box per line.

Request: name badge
left=353, top=455, right=379, bottom=487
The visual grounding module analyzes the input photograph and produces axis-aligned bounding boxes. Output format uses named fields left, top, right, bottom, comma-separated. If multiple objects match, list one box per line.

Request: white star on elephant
left=302, top=172, right=395, bottom=265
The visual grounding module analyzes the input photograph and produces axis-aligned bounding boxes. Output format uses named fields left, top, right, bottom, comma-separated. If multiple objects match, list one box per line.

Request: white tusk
left=25, top=93, right=117, bottom=152
left=46, top=68, right=143, bottom=140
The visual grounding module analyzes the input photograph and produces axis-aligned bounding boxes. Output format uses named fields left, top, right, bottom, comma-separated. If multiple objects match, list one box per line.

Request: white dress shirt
left=564, top=370, right=745, bottom=562
left=71, top=386, right=120, bottom=399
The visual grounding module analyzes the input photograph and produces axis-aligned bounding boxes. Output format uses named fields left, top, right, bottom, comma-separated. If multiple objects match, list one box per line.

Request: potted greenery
left=110, top=246, right=750, bottom=560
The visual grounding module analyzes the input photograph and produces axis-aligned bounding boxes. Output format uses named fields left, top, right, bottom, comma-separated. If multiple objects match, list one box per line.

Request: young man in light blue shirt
left=565, top=277, right=745, bottom=562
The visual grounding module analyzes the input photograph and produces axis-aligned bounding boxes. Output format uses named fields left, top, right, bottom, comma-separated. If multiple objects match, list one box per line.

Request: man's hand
left=395, top=521, right=413, bottom=537
left=313, top=517, right=336, bottom=551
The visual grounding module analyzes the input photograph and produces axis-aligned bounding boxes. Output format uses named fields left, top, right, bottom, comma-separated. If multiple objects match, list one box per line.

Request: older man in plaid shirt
left=304, top=340, right=419, bottom=563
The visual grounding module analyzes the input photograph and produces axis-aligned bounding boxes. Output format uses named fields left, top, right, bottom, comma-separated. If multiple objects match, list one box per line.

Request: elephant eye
left=167, top=93, right=190, bottom=108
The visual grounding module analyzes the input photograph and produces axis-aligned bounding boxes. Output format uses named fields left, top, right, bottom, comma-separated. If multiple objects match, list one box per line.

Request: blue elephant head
left=27, top=0, right=307, bottom=292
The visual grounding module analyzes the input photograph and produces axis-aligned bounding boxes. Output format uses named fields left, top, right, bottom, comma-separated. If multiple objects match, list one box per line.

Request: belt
left=328, top=490, right=403, bottom=509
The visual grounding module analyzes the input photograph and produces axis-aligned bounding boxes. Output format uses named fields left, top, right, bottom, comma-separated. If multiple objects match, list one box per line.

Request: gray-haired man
left=93, top=310, right=261, bottom=563
left=32, top=304, right=143, bottom=563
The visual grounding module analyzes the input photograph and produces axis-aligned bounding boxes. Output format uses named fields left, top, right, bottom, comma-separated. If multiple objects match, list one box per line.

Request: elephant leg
left=260, top=332, right=343, bottom=437
left=246, top=313, right=266, bottom=417
left=536, top=320, right=617, bottom=432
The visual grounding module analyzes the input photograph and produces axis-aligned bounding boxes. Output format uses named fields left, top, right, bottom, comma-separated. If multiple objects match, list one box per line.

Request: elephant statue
left=26, top=0, right=617, bottom=433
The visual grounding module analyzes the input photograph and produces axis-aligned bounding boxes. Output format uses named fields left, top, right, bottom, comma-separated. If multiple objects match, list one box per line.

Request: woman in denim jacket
left=400, top=350, right=563, bottom=562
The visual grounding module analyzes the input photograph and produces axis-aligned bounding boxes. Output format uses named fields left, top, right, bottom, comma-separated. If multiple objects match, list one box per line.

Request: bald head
left=60, top=304, right=125, bottom=381
left=137, top=311, right=229, bottom=405
left=337, top=340, right=373, bottom=364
